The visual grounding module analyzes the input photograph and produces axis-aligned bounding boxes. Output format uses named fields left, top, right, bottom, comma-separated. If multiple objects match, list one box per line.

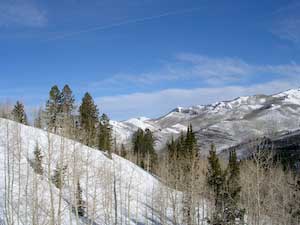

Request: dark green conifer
left=60, top=85, right=75, bottom=116
left=206, top=144, right=226, bottom=225
left=12, top=101, right=28, bottom=125
left=33, top=143, right=43, bottom=175
left=46, top=85, right=61, bottom=132
left=79, top=92, right=99, bottom=147
left=224, top=150, right=245, bottom=224
left=132, top=128, right=157, bottom=172
left=98, top=113, right=112, bottom=152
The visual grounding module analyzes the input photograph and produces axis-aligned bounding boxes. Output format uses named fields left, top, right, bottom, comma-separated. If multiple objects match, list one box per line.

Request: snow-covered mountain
left=0, top=119, right=192, bottom=225
left=111, top=88, right=300, bottom=154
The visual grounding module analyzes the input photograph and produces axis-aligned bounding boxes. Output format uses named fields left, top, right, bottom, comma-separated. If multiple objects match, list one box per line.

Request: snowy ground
left=0, top=118, right=195, bottom=225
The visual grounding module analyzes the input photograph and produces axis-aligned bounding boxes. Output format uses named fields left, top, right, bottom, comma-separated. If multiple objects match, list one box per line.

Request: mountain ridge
left=111, top=88, right=300, bottom=153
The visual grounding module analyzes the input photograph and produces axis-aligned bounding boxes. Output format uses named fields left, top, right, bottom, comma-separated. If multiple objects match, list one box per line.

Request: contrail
left=46, top=7, right=201, bottom=41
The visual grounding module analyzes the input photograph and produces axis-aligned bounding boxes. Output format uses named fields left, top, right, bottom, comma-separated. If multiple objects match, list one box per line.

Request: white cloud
left=175, top=53, right=254, bottom=84
left=89, top=53, right=300, bottom=119
left=0, top=0, right=47, bottom=27
left=176, top=53, right=300, bottom=83
left=96, top=80, right=299, bottom=120
left=91, top=54, right=300, bottom=91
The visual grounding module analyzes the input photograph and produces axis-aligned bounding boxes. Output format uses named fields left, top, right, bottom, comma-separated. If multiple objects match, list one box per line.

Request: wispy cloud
left=0, top=0, right=47, bottom=27
left=175, top=54, right=254, bottom=85
left=91, top=54, right=300, bottom=91
left=90, top=53, right=300, bottom=119
left=46, top=7, right=201, bottom=41
left=177, top=53, right=300, bottom=80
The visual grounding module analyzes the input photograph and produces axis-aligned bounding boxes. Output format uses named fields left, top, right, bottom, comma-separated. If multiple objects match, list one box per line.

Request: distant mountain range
left=111, top=88, right=300, bottom=155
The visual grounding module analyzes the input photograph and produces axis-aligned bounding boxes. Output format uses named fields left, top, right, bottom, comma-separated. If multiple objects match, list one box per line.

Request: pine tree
left=46, top=85, right=61, bottom=132
left=75, top=180, right=85, bottom=217
left=184, top=124, right=197, bottom=157
left=12, top=101, right=28, bottom=125
left=79, top=92, right=99, bottom=147
left=52, top=163, right=67, bottom=189
left=60, top=84, right=75, bottom=116
left=183, top=124, right=198, bottom=225
left=176, top=132, right=185, bottom=157
left=144, top=128, right=157, bottom=172
left=165, top=127, right=199, bottom=225
left=132, top=128, right=144, bottom=166
left=206, top=144, right=226, bottom=225
left=132, top=128, right=157, bottom=172
left=224, top=150, right=245, bottom=224
left=98, top=113, right=112, bottom=152
left=33, top=143, right=43, bottom=175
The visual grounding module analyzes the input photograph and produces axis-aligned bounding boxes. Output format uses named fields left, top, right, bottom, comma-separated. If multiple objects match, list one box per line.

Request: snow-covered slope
left=0, top=119, right=188, bottom=225
left=111, top=88, right=300, bottom=153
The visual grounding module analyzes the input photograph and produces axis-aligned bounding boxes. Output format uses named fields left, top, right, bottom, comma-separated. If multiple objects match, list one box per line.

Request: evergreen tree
left=165, top=126, right=199, bottom=225
left=98, top=113, right=112, bottom=152
left=75, top=180, right=85, bottom=217
left=224, top=150, right=245, bottom=224
left=52, top=163, right=67, bottom=189
left=184, top=124, right=197, bottom=157
left=176, top=132, right=185, bottom=157
left=132, top=128, right=157, bottom=172
left=207, top=147, right=244, bottom=225
left=183, top=125, right=198, bottom=225
left=206, top=144, right=226, bottom=225
left=60, top=84, right=75, bottom=116
left=144, top=128, right=157, bottom=171
left=46, top=85, right=61, bottom=132
left=166, top=128, right=198, bottom=186
left=33, top=143, right=43, bottom=175
left=79, top=92, right=99, bottom=147
left=12, top=101, right=28, bottom=125
left=132, top=128, right=144, bottom=166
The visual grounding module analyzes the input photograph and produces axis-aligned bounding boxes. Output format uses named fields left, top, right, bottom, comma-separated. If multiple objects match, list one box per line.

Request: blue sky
left=1, top=0, right=300, bottom=120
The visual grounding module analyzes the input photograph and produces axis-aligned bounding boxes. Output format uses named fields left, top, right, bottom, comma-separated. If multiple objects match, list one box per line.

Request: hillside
left=112, top=88, right=300, bottom=154
left=219, top=129, right=300, bottom=170
left=0, top=119, right=190, bottom=225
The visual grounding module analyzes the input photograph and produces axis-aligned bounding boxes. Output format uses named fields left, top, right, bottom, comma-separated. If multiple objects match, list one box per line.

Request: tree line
left=10, top=85, right=113, bottom=155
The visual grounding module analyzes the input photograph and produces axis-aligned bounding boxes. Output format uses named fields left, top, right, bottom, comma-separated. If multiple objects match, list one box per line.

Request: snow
left=273, top=88, right=300, bottom=105
left=138, top=117, right=150, bottom=121
left=171, top=123, right=187, bottom=131
left=124, top=118, right=156, bottom=131
left=110, top=88, right=300, bottom=154
left=0, top=119, right=187, bottom=225
left=2, top=87, right=299, bottom=224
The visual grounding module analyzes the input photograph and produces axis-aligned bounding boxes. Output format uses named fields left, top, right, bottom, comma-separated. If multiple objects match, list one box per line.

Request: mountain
left=111, top=88, right=300, bottom=154
left=0, top=118, right=188, bottom=225
left=219, top=128, right=300, bottom=170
